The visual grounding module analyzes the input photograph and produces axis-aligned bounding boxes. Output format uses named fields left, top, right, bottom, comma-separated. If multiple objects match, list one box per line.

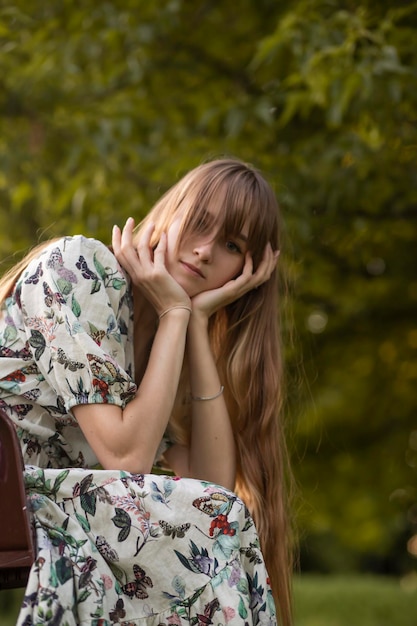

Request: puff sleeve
left=18, top=236, right=137, bottom=412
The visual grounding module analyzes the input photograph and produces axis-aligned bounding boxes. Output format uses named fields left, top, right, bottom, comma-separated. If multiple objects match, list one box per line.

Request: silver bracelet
left=191, top=385, right=224, bottom=401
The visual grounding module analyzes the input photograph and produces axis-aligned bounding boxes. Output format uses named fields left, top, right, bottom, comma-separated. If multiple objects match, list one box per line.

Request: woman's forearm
left=73, top=308, right=190, bottom=473
left=185, top=314, right=236, bottom=489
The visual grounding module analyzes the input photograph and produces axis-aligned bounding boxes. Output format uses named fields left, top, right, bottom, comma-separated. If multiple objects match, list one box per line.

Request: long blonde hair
left=134, top=158, right=295, bottom=626
left=0, top=158, right=295, bottom=625
left=0, top=239, right=61, bottom=304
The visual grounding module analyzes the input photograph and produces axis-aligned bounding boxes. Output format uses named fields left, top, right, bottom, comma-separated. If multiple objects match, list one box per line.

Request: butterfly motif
left=0, top=398, right=33, bottom=419
left=72, top=473, right=94, bottom=497
left=192, top=492, right=236, bottom=518
left=109, top=598, right=126, bottom=622
left=86, top=353, right=125, bottom=382
left=24, top=262, right=43, bottom=285
left=55, top=417, right=77, bottom=432
left=88, top=322, right=106, bottom=346
left=76, top=255, right=98, bottom=280
left=120, top=474, right=145, bottom=489
left=23, top=363, right=40, bottom=375
left=46, top=246, right=78, bottom=282
left=56, top=347, right=85, bottom=371
left=9, top=402, right=32, bottom=418
left=23, top=437, right=42, bottom=457
left=92, top=377, right=109, bottom=400
left=240, top=544, right=262, bottom=564
left=158, top=520, right=191, bottom=539
left=44, top=395, right=67, bottom=416
left=80, top=556, right=97, bottom=574
left=196, top=598, right=220, bottom=626
left=120, top=388, right=136, bottom=403
left=3, top=369, right=26, bottom=383
left=0, top=344, right=32, bottom=360
left=22, top=388, right=41, bottom=402
left=91, top=330, right=106, bottom=345
left=43, top=281, right=66, bottom=309
left=121, top=564, right=153, bottom=600
left=2, top=363, right=39, bottom=385
left=46, top=247, right=64, bottom=270
left=95, top=535, right=119, bottom=563
left=78, top=556, right=97, bottom=590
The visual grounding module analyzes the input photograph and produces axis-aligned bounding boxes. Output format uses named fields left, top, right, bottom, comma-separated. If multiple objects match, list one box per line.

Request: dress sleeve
left=18, top=236, right=137, bottom=412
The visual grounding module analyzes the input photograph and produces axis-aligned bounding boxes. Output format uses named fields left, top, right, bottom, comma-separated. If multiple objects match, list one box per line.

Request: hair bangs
left=216, top=167, right=279, bottom=268
left=176, top=162, right=279, bottom=267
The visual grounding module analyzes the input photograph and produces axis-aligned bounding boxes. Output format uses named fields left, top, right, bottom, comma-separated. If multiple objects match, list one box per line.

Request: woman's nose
left=193, top=238, right=214, bottom=262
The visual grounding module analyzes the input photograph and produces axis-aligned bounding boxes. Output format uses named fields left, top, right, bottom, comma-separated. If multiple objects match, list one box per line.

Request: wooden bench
left=0, top=409, right=34, bottom=589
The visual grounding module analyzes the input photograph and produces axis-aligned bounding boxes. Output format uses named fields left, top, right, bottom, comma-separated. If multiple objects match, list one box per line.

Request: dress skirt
left=19, top=467, right=277, bottom=625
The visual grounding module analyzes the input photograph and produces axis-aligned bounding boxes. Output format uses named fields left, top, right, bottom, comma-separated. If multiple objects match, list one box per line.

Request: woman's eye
left=226, top=240, right=241, bottom=254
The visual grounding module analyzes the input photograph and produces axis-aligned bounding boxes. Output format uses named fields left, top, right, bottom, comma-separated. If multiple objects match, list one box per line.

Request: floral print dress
left=0, top=236, right=277, bottom=625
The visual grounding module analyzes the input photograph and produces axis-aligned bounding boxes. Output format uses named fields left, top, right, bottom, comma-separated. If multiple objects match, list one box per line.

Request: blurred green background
left=0, top=0, right=416, bottom=622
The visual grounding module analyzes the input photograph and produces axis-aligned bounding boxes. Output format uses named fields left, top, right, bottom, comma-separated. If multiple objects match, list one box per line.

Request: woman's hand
left=191, top=243, right=279, bottom=320
left=112, top=218, right=191, bottom=316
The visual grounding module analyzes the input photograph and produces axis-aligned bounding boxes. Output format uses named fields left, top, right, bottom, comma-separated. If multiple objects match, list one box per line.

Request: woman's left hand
left=191, top=243, right=279, bottom=321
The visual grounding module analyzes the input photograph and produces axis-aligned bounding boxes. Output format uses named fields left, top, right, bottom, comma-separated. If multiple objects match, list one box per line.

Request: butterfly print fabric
left=0, top=236, right=277, bottom=625
left=0, top=236, right=135, bottom=469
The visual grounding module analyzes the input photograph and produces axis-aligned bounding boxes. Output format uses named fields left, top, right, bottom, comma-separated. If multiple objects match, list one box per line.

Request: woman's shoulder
left=42, top=235, right=112, bottom=259
left=19, top=235, right=123, bottom=288
left=27, top=235, right=118, bottom=272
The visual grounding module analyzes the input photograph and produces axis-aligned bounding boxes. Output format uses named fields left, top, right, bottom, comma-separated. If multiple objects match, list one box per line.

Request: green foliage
left=0, top=0, right=416, bottom=573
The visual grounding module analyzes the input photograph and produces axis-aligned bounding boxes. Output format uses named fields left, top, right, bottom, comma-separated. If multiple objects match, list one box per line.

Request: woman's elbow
left=99, top=449, right=154, bottom=475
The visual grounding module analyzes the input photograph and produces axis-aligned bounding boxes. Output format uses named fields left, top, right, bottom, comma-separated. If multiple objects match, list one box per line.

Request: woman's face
left=165, top=209, right=249, bottom=297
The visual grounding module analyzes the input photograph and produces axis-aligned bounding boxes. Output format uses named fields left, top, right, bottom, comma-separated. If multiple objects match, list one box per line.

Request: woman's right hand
left=112, top=217, right=191, bottom=316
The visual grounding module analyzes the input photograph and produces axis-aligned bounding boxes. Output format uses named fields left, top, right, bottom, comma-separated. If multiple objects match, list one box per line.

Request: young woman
left=0, top=158, right=293, bottom=625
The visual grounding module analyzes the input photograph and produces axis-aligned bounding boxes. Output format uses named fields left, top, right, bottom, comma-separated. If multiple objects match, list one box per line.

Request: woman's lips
left=180, top=261, right=205, bottom=278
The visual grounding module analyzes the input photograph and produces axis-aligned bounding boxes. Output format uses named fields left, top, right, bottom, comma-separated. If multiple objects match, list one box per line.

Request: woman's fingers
left=114, top=218, right=156, bottom=276
left=153, top=231, right=167, bottom=267
left=113, top=218, right=170, bottom=281
left=236, top=245, right=277, bottom=292
left=111, top=224, right=121, bottom=254
left=135, top=222, right=157, bottom=272
left=113, top=218, right=136, bottom=267
left=118, top=217, right=135, bottom=254
left=249, top=244, right=279, bottom=287
left=112, top=219, right=190, bottom=315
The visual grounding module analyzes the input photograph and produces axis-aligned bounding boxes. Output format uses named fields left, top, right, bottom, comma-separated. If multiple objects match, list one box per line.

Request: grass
left=293, top=574, right=417, bottom=626
left=1, top=574, right=417, bottom=625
